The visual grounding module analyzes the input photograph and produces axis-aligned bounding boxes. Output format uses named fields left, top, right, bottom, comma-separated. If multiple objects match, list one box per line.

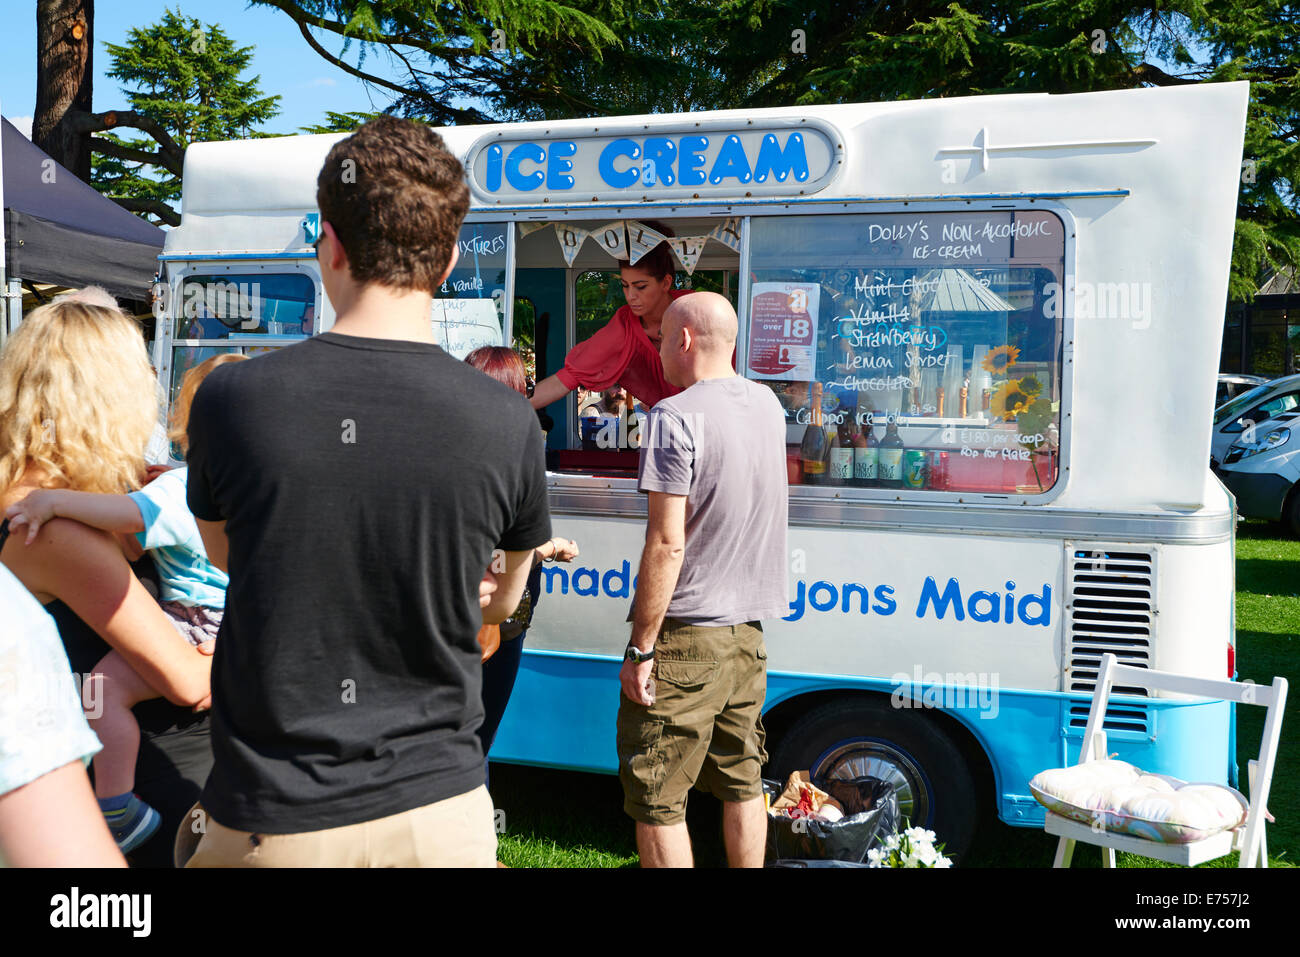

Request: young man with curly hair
left=183, top=117, right=550, bottom=867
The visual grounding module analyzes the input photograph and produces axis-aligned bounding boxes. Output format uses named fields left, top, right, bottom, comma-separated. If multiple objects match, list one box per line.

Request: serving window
left=511, top=217, right=741, bottom=471
left=745, top=211, right=1066, bottom=496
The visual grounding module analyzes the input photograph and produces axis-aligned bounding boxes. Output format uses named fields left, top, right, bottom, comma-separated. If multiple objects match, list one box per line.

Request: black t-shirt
left=186, top=332, right=551, bottom=832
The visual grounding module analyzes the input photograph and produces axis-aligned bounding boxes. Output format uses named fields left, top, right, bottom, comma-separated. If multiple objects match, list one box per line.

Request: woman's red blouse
left=555, top=289, right=695, bottom=408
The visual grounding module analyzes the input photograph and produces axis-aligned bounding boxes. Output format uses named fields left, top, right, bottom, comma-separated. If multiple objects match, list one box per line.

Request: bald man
left=617, top=291, right=789, bottom=868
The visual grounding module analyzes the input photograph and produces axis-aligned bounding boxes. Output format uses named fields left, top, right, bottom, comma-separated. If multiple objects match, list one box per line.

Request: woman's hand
left=551, top=538, right=580, bottom=562
left=536, top=537, right=579, bottom=565
left=480, top=568, right=499, bottom=608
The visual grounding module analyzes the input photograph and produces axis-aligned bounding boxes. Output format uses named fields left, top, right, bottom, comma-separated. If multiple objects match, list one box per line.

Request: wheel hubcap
left=812, top=739, right=930, bottom=825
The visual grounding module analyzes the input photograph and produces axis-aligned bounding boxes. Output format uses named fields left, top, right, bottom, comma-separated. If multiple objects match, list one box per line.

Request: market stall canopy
left=2, top=115, right=164, bottom=298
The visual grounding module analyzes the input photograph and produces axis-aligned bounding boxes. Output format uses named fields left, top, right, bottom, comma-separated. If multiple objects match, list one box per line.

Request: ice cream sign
left=465, top=119, right=843, bottom=204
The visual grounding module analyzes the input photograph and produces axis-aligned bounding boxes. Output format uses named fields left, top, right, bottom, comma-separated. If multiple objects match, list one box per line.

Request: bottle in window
left=800, top=382, right=829, bottom=485
left=878, top=414, right=906, bottom=487
left=853, top=412, right=879, bottom=487
left=828, top=404, right=854, bottom=485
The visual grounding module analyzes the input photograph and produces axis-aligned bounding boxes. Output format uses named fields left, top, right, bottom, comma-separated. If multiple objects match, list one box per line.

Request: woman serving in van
left=530, top=224, right=692, bottom=411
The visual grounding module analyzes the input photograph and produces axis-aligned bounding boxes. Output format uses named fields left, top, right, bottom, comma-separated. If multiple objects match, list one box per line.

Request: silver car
left=1217, top=409, right=1300, bottom=536
left=1211, top=374, right=1300, bottom=469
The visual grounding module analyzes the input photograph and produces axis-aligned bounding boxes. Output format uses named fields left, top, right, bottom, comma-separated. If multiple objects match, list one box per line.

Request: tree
left=259, top=1, right=1298, bottom=295
left=34, top=0, right=185, bottom=191
left=299, top=110, right=385, bottom=134
left=33, top=0, right=96, bottom=178
left=249, top=0, right=624, bottom=124
left=91, top=9, right=282, bottom=226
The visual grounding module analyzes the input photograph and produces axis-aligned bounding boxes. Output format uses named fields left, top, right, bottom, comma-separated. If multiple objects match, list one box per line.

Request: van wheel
left=1285, top=485, right=1300, bottom=538
left=768, top=698, right=979, bottom=860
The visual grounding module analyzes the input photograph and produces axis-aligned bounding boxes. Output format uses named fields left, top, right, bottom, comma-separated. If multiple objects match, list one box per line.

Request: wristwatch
left=624, top=645, right=655, bottom=664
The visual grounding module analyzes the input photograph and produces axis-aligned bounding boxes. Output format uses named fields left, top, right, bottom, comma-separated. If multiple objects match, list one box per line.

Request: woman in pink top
left=531, top=224, right=691, bottom=411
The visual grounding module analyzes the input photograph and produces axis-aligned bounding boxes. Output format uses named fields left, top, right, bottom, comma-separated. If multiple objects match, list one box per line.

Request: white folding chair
left=1046, top=653, right=1287, bottom=868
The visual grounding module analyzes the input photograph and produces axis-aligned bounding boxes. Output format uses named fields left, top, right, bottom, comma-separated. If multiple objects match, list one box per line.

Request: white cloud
left=8, top=116, right=33, bottom=139
left=304, top=77, right=336, bottom=88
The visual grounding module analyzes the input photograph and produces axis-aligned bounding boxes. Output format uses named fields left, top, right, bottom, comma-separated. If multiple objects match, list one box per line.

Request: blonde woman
left=0, top=298, right=214, bottom=867
left=7, top=353, right=245, bottom=854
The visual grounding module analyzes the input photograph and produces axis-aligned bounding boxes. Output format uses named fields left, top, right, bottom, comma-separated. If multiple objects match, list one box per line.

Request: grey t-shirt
left=636, top=375, right=789, bottom=626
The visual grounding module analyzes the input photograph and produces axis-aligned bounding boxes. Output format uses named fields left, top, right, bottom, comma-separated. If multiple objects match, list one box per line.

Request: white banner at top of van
left=464, top=118, right=843, bottom=205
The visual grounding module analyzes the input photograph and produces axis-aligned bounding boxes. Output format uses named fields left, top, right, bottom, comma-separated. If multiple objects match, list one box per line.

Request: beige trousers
left=178, top=785, right=497, bottom=868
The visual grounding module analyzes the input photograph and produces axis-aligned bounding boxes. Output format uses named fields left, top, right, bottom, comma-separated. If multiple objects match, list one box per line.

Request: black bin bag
left=764, top=776, right=898, bottom=865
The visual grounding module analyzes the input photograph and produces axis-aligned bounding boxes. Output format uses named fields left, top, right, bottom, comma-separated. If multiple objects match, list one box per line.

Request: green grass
left=491, top=520, right=1300, bottom=868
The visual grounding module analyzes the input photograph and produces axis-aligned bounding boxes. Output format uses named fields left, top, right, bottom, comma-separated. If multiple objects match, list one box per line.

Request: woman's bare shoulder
left=3, top=517, right=126, bottom=598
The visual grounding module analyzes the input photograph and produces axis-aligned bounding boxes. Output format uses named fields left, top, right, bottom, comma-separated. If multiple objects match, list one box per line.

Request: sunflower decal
left=991, top=379, right=1032, bottom=421
left=1017, top=374, right=1044, bottom=398
left=981, top=345, right=1020, bottom=375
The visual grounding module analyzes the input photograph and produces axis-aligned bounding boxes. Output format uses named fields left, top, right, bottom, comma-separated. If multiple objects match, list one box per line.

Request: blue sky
left=2, top=1, right=415, bottom=138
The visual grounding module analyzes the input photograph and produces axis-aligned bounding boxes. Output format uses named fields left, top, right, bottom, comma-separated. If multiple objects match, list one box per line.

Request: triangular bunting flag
left=517, top=221, right=550, bottom=238
left=590, top=221, right=628, bottom=259
left=706, top=217, right=742, bottom=252
left=671, top=235, right=708, bottom=275
left=554, top=223, right=591, bottom=266
left=626, top=221, right=669, bottom=266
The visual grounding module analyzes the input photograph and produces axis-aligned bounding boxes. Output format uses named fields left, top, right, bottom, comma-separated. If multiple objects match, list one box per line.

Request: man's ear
left=436, top=245, right=461, bottom=287
left=324, top=222, right=349, bottom=274
left=680, top=326, right=693, bottom=353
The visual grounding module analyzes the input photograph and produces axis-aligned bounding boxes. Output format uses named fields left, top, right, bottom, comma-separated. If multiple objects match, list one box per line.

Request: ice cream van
left=152, top=81, right=1248, bottom=856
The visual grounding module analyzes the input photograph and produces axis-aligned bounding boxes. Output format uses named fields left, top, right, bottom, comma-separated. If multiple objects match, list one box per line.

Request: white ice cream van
left=153, top=82, right=1248, bottom=855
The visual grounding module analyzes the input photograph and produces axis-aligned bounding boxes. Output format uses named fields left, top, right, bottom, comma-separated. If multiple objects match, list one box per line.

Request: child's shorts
left=160, top=601, right=223, bottom=648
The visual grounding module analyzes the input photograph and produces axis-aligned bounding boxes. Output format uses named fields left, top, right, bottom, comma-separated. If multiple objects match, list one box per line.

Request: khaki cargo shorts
left=616, top=618, right=768, bottom=825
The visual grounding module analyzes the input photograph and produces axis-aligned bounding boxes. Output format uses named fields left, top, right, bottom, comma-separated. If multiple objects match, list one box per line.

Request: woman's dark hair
left=465, top=346, right=528, bottom=396
left=622, top=220, right=676, bottom=282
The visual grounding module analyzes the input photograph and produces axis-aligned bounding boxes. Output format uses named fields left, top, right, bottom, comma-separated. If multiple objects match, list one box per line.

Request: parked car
left=1216, top=373, right=1268, bottom=407
left=1217, top=410, right=1300, bottom=535
left=1211, top=374, right=1300, bottom=468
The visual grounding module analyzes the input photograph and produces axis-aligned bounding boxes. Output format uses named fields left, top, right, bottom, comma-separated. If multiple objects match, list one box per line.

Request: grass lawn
left=490, top=519, right=1299, bottom=868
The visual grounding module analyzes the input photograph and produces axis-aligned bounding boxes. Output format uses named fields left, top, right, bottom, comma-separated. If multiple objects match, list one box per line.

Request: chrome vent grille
left=1065, top=546, right=1156, bottom=733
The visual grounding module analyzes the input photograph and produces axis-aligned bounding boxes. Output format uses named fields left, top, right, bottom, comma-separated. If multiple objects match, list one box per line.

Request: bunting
left=517, top=221, right=550, bottom=238
left=706, top=217, right=742, bottom=253
left=626, top=221, right=670, bottom=266
left=553, top=224, right=591, bottom=266
left=591, top=221, right=628, bottom=259
left=670, top=235, right=708, bottom=275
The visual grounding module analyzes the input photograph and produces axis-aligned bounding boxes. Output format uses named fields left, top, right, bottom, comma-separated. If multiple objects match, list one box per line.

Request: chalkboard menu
left=434, top=222, right=508, bottom=359
left=748, top=211, right=1065, bottom=495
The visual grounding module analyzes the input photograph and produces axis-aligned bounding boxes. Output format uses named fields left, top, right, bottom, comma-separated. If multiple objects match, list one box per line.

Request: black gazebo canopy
left=2, top=115, right=164, bottom=300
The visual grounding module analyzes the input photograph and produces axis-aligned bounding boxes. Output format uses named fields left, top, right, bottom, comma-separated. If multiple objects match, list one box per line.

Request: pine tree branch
left=286, top=11, right=490, bottom=124
left=65, top=109, right=185, bottom=175
left=1130, top=62, right=1200, bottom=86
left=88, top=135, right=173, bottom=172
left=256, top=0, right=490, bottom=61
left=109, top=196, right=180, bottom=227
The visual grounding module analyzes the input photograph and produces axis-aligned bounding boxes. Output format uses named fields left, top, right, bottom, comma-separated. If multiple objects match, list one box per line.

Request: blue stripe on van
left=487, top=648, right=1232, bottom=829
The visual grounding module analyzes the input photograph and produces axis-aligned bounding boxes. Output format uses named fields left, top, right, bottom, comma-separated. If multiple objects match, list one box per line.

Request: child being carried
left=4, top=354, right=246, bottom=853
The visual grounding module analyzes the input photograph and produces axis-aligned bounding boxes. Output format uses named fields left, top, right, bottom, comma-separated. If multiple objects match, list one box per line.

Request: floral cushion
left=1030, top=760, right=1247, bottom=843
